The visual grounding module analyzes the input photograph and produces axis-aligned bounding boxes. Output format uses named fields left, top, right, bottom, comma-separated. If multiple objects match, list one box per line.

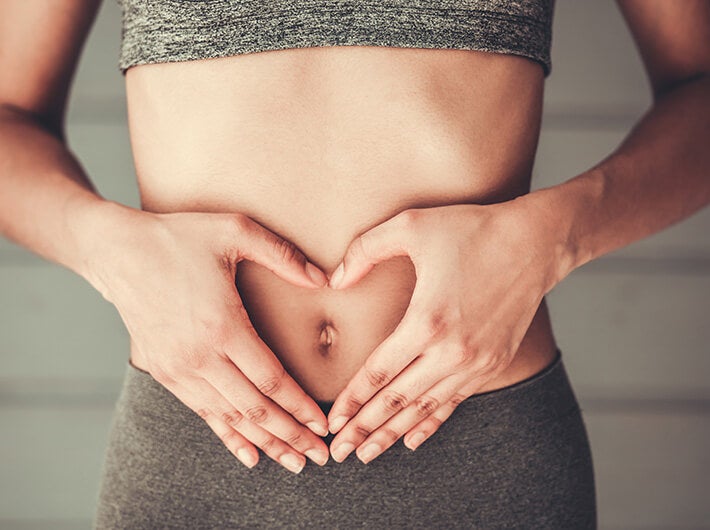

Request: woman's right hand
left=79, top=201, right=331, bottom=473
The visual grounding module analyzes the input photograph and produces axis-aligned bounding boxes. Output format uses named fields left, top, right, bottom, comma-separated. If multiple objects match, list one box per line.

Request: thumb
left=232, top=215, right=327, bottom=289
left=329, top=211, right=414, bottom=290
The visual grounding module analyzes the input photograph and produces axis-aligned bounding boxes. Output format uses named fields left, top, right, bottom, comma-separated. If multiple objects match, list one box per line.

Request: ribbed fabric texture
left=93, top=348, right=596, bottom=529
left=116, top=0, right=555, bottom=76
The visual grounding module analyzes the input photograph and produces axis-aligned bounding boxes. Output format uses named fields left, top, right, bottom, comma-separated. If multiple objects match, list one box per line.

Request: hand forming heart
left=324, top=197, right=573, bottom=464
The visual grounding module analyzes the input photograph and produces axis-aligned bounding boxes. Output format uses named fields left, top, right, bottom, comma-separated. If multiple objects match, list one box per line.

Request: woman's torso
left=125, top=45, right=559, bottom=401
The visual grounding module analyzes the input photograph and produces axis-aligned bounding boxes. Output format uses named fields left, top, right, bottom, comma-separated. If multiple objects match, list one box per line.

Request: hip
left=95, top=347, right=595, bottom=529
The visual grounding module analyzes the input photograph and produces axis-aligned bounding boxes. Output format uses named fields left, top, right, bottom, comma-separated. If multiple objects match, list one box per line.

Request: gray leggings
left=93, top=348, right=596, bottom=529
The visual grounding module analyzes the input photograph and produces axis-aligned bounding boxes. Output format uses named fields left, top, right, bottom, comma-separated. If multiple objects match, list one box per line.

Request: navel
left=317, top=319, right=336, bottom=356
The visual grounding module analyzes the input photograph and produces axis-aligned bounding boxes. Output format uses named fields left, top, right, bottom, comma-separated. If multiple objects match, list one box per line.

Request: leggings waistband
left=124, top=346, right=575, bottom=445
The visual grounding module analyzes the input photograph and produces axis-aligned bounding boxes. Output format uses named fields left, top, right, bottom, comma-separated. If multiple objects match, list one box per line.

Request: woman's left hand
left=325, top=197, right=573, bottom=464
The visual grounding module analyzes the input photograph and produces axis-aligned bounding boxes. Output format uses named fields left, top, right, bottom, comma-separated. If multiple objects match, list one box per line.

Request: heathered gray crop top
left=116, top=0, right=555, bottom=77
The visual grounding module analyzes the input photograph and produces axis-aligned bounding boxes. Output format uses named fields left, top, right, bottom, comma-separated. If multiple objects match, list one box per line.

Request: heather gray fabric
left=92, top=347, right=596, bottom=529
left=116, top=0, right=555, bottom=77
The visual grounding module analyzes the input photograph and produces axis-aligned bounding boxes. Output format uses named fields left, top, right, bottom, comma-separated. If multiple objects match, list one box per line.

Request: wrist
left=67, top=197, right=152, bottom=296
left=510, top=183, right=588, bottom=290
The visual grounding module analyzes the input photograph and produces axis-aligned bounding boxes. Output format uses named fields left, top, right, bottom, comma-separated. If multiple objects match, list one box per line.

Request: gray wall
left=1, top=2, right=708, bottom=529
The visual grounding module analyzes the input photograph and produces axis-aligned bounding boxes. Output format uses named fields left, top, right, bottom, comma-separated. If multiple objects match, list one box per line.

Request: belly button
left=318, top=319, right=336, bottom=356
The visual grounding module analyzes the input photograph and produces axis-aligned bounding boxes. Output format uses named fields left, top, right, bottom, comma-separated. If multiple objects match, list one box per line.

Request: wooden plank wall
left=1, top=2, right=708, bottom=528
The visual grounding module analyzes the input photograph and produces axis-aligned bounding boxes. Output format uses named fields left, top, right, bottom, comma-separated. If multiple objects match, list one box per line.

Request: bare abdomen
left=126, top=46, right=559, bottom=401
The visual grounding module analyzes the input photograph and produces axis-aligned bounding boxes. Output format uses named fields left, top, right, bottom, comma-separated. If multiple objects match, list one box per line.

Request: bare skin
left=124, top=44, right=556, bottom=402
left=0, top=0, right=708, bottom=474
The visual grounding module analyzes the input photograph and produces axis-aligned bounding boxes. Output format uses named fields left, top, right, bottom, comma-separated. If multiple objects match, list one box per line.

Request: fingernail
left=305, top=262, right=327, bottom=287
left=328, top=263, right=344, bottom=289
left=407, top=431, right=427, bottom=450
left=307, top=421, right=329, bottom=437
left=329, top=415, right=348, bottom=434
left=332, top=442, right=355, bottom=463
left=305, top=449, right=329, bottom=466
left=359, top=443, right=381, bottom=464
left=237, top=448, right=257, bottom=468
left=280, top=453, right=305, bottom=474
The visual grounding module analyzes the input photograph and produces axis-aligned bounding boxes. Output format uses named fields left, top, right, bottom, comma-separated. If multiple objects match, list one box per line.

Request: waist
left=135, top=180, right=559, bottom=401
left=126, top=47, right=557, bottom=400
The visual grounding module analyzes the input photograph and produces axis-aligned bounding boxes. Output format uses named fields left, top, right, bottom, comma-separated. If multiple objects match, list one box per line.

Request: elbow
left=651, top=70, right=710, bottom=102
left=0, top=102, right=66, bottom=142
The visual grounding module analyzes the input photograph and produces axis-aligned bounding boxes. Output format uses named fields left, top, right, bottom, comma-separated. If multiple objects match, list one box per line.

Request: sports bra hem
left=117, top=2, right=553, bottom=77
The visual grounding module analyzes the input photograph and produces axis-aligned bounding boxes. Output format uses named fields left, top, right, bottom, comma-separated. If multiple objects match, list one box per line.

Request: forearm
left=0, top=104, right=131, bottom=280
left=523, top=74, right=710, bottom=281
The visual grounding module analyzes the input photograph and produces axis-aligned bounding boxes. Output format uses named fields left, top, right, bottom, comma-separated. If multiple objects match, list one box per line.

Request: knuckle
left=245, top=404, right=269, bottom=424
left=471, top=351, right=495, bottom=372
left=221, top=429, right=242, bottom=450
left=428, top=415, right=444, bottom=428
left=354, top=425, right=372, bottom=439
left=221, top=409, right=244, bottom=427
left=381, top=390, right=409, bottom=412
left=227, top=212, right=249, bottom=234
left=363, top=364, right=390, bottom=388
left=452, top=344, right=477, bottom=368
left=284, top=431, right=304, bottom=447
left=344, top=395, right=364, bottom=415
left=286, top=400, right=304, bottom=419
left=450, top=392, right=466, bottom=407
left=381, top=426, right=401, bottom=442
left=256, top=368, right=285, bottom=397
left=196, top=407, right=211, bottom=420
left=274, top=237, right=300, bottom=264
left=425, top=308, right=449, bottom=340
left=183, top=350, right=209, bottom=372
left=415, top=395, right=440, bottom=416
left=396, top=208, right=419, bottom=231
left=485, top=353, right=500, bottom=372
left=217, top=251, right=234, bottom=275
left=260, top=435, right=276, bottom=453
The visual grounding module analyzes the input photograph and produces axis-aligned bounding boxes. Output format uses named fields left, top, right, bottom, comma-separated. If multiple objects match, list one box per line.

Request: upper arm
left=0, top=0, right=102, bottom=136
left=616, top=0, right=710, bottom=98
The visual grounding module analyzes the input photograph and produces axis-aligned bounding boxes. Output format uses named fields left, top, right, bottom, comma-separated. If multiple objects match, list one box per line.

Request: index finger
left=326, top=303, right=433, bottom=434
left=222, top=317, right=330, bottom=437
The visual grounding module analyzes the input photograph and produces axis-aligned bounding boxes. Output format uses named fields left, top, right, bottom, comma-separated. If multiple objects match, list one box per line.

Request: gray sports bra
left=116, top=0, right=555, bottom=77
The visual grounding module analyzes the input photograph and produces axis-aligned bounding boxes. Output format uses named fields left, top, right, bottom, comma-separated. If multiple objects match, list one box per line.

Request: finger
left=231, top=214, right=328, bottom=288
left=328, top=209, right=416, bottom=290
left=402, top=369, right=500, bottom=451
left=403, top=392, right=465, bottom=451
left=329, top=353, right=450, bottom=462
left=154, top=375, right=271, bottom=470
left=331, top=360, right=465, bottom=464
left=355, top=376, right=469, bottom=464
left=173, top=382, right=259, bottom=469
left=182, top=375, right=321, bottom=473
left=357, top=378, right=466, bottom=464
left=222, top=317, right=330, bottom=438
left=201, top=356, right=330, bottom=465
left=326, top=298, right=432, bottom=434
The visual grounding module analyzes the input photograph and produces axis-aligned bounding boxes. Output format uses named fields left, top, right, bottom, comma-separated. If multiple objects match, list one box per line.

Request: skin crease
left=0, top=0, right=708, bottom=474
